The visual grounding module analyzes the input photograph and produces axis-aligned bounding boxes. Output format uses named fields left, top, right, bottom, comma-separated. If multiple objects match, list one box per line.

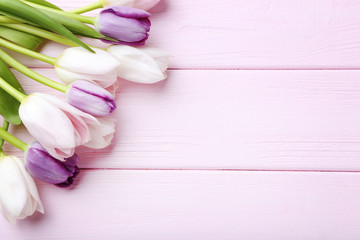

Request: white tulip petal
left=14, top=157, right=44, bottom=214
left=0, top=156, right=43, bottom=224
left=20, top=94, right=76, bottom=149
left=105, top=80, right=120, bottom=96
left=56, top=47, right=120, bottom=88
left=0, top=158, right=29, bottom=218
left=36, top=93, right=97, bottom=146
left=46, top=147, right=75, bottom=162
left=55, top=67, right=84, bottom=85
left=108, top=45, right=169, bottom=84
left=84, top=116, right=116, bottom=149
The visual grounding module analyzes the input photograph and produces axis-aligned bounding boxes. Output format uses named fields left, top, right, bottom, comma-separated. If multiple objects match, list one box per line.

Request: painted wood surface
left=3, top=69, right=360, bottom=171
left=8, top=0, right=360, bottom=69
left=2, top=170, right=360, bottom=240
left=1, top=0, right=360, bottom=239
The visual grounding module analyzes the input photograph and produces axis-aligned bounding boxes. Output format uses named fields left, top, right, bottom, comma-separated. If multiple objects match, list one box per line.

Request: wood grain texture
left=1, top=0, right=360, bottom=238
left=10, top=0, right=360, bottom=69
left=2, top=69, right=360, bottom=171
left=1, top=170, right=360, bottom=240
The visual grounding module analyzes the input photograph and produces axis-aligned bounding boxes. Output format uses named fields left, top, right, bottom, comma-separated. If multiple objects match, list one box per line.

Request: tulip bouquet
left=0, top=0, right=170, bottom=224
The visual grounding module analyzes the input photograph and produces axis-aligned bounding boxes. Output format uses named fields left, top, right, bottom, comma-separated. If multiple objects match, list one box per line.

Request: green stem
left=0, top=127, right=28, bottom=152
left=0, top=150, right=5, bottom=158
left=23, top=1, right=96, bottom=24
left=0, top=77, right=26, bottom=102
left=0, top=16, right=20, bottom=24
left=0, top=120, right=9, bottom=149
left=0, top=49, right=68, bottom=93
left=68, top=0, right=103, bottom=14
left=0, top=23, right=78, bottom=47
left=0, top=37, right=56, bottom=65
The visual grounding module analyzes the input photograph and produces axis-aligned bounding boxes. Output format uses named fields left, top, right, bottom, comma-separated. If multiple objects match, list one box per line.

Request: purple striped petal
left=97, top=6, right=151, bottom=45
left=25, top=142, right=80, bottom=188
left=67, top=80, right=116, bottom=117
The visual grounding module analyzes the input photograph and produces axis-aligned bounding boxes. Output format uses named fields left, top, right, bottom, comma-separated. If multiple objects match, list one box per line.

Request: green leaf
left=34, top=8, right=107, bottom=39
left=22, top=0, right=62, bottom=10
left=0, top=25, right=43, bottom=50
left=0, top=0, right=94, bottom=52
left=0, top=58, right=25, bottom=125
left=0, top=24, right=42, bottom=125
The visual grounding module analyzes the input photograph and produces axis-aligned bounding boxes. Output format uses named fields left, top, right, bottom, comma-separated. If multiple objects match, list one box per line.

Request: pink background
left=1, top=0, right=360, bottom=239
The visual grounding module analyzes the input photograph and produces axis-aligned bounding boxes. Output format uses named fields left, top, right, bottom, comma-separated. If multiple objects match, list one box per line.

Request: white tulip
left=19, top=93, right=115, bottom=160
left=55, top=47, right=120, bottom=88
left=84, top=116, right=116, bottom=149
left=102, top=0, right=161, bottom=10
left=107, top=45, right=171, bottom=84
left=0, top=156, right=44, bottom=224
left=42, top=94, right=116, bottom=151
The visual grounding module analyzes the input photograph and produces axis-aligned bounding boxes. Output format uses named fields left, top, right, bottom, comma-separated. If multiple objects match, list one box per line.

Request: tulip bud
left=95, top=6, right=151, bottom=46
left=55, top=47, right=120, bottom=88
left=107, top=45, right=171, bottom=83
left=19, top=93, right=89, bottom=160
left=25, top=142, right=80, bottom=188
left=102, top=0, right=161, bottom=11
left=67, top=80, right=116, bottom=117
left=19, top=93, right=115, bottom=160
left=0, top=155, right=43, bottom=224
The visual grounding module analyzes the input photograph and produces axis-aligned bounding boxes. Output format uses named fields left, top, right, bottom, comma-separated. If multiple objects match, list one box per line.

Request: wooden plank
left=4, top=69, right=360, bottom=171
left=0, top=170, right=360, bottom=239
left=11, top=0, right=360, bottom=68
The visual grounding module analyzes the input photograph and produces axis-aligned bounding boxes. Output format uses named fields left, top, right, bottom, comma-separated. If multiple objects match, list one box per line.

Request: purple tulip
left=25, top=142, right=80, bottom=188
left=67, top=80, right=116, bottom=116
left=95, top=6, right=151, bottom=46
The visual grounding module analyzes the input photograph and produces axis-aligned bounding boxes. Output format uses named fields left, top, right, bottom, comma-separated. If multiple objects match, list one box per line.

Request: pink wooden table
left=1, top=0, right=360, bottom=239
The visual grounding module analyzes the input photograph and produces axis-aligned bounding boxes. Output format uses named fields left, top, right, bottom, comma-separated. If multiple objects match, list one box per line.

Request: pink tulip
left=19, top=93, right=115, bottom=160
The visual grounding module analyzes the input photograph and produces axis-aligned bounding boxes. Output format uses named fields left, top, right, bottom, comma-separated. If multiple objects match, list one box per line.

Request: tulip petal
left=56, top=47, right=119, bottom=88
left=13, top=157, right=44, bottom=214
left=84, top=116, right=116, bottom=149
left=36, top=93, right=94, bottom=146
left=105, top=80, right=120, bottom=96
left=102, top=6, right=150, bottom=18
left=19, top=94, right=76, bottom=149
left=0, top=156, right=43, bottom=224
left=0, top=158, right=27, bottom=223
left=108, top=45, right=168, bottom=83
left=102, top=0, right=161, bottom=11
left=96, top=6, right=151, bottom=45
left=68, top=81, right=116, bottom=117
left=26, top=142, right=80, bottom=188
left=99, top=12, right=149, bottom=42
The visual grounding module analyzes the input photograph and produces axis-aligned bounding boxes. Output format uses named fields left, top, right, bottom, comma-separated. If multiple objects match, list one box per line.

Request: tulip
left=55, top=47, right=120, bottom=88
left=107, top=45, right=171, bottom=83
left=25, top=142, right=80, bottom=188
left=95, top=6, right=151, bottom=46
left=83, top=116, right=116, bottom=149
left=0, top=155, right=43, bottom=224
left=105, top=79, right=119, bottom=96
left=102, top=0, right=161, bottom=11
left=67, top=80, right=116, bottom=116
left=19, top=93, right=114, bottom=160
left=42, top=94, right=116, bottom=151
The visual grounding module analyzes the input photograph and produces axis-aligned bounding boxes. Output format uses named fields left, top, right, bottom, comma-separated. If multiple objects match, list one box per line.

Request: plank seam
left=23, top=67, right=360, bottom=71
left=80, top=168, right=360, bottom=173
